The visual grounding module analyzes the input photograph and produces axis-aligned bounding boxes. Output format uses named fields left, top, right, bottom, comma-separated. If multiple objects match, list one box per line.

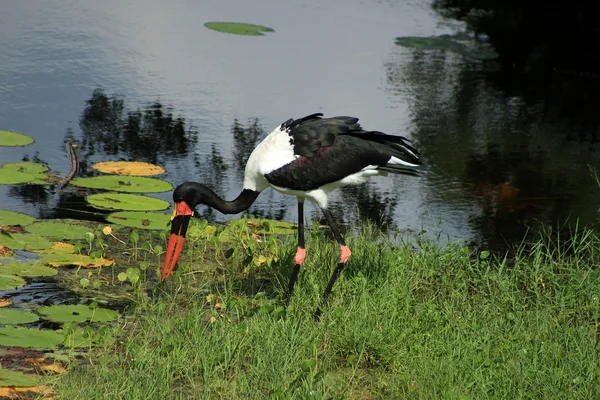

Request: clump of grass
left=52, top=223, right=600, bottom=399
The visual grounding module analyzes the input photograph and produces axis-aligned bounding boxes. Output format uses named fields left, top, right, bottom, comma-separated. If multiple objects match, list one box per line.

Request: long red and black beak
left=161, top=201, right=194, bottom=280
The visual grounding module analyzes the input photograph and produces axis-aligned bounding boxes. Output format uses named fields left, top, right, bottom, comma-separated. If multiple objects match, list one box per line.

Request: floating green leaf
left=25, top=221, right=92, bottom=240
left=0, top=233, right=52, bottom=251
left=106, top=211, right=171, bottom=230
left=0, top=210, right=35, bottom=226
left=0, top=168, right=35, bottom=185
left=0, top=161, right=52, bottom=185
left=394, top=35, right=498, bottom=60
left=38, top=304, right=120, bottom=323
left=87, top=193, right=170, bottom=211
left=0, top=130, right=35, bottom=147
left=71, top=175, right=173, bottom=193
left=0, top=368, right=39, bottom=387
left=40, top=253, right=115, bottom=268
left=204, top=22, right=274, bottom=36
left=2, top=161, right=48, bottom=175
left=0, top=326, right=65, bottom=349
left=0, top=274, right=26, bottom=290
left=0, top=308, right=39, bottom=325
left=2, top=161, right=51, bottom=184
left=0, top=262, right=57, bottom=277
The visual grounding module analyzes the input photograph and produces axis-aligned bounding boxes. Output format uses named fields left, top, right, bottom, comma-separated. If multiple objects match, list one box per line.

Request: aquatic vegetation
left=25, top=220, right=92, bottom=240
left=87, top=192, right=170, bottom=211
left=0, top=308, right=39, bottom=325
left=204, top=22, right=274, bottom=36
left=41, top=253, right=115, bottom=268
left=0, top=210, right=35, bottom=226
left=71, top=175, right=173, bottom=193
left=0, top=326, right=65, bottom=349
left=37, top=304, right=120, bottom=323
left=0, top=130, right=35, bottom=147
left=0, top=262, right=57, bottom=277
left=106, top=210, right=171, bottom=230
left=91, top=161, right=166, bottom=176
left=0, top=233, right=53, bottom=251
left=0, top=162, right=52, bottom=185
left=0, top=275, right=25, bottom=290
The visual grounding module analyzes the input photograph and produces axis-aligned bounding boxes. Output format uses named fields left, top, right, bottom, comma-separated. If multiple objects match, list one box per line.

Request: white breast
left=243, top=126, right=298, bottom=192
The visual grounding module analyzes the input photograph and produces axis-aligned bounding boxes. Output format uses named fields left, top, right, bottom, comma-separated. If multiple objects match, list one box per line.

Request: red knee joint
left=339, top=245, right=351, bottom=263
left=295, top=247, right=306, bottom=265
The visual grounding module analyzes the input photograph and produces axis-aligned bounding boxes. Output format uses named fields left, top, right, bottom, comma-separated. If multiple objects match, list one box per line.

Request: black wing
left=265, top=114, right=421, bottom=191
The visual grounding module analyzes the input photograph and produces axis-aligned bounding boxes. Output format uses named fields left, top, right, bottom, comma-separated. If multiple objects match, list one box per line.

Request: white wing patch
left=243, top=126, right=298, bottom=192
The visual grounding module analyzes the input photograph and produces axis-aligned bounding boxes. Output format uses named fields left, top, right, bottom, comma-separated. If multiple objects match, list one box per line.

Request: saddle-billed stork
left=161, top=113, right=421, bottom=317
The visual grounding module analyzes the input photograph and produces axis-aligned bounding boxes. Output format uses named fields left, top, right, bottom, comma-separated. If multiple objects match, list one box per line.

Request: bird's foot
left=294, top=246, right=306, bottom=265
left=339, top=245, right=351, bottom=263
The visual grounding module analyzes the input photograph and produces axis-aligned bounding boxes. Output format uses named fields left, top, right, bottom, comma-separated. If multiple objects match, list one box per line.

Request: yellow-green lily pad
left=33, top=241, right=75, bottom=254
left=0, top=308, right=39, bottom=325
left=0, top=233, right=53, bottom=251
left=106, top=211, right=171, bottom=230
left=71, top=176, right=173, bottom=193
left=0, top=368, right=39, bottom=387
left=0, top=262, right=57, bottom=277
left=25, top=221, right=92, bottom=240
left=0, top=210, right=35, bottom=226
left=0, top=274, right=26, bottom=290
left=40, top=253, right=115, bottom=268
left=38, top=304, right=120, bottom=323
left=0, top=130, right=35, bottom=147
left=2, top=161, right=51, bottom=185
left=0, top=326, right=65, bottom=349
left=204, top=22, right=274, bottom=36
left=87, top=193, right=170, bottom=211
left=0, top=168, right=35, bottom=185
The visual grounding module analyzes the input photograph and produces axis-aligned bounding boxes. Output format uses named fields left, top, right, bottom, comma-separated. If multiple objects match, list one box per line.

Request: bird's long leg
left=314, top=207, right=351, bottom=319
left=286, top=199, right=305, bottom=306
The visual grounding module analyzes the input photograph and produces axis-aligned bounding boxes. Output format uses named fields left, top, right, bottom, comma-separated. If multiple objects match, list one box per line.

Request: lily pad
left=0, top=275, right=25, bottom=290
left=0, top=130, right=35, bottom=147
left=87, top=193, right=170, bottom=211
left=0, top=262, right=57, bottom=277
left=38, top=304, right=120, bottom=323
left=0, top=308, right=39, bottom=325
left=0, top=168, right=35, bottom=185
left=2, top=161, right=48, bottom=175
left=25, top=221, right=92, bottom=240
left=394, top=35, right=498, bottom=60
left=0, top=368, right=39, bottom=387
left=40, top=253, right=114, bottom=268
left=106, top=211, right=171, bottom=230
left=92, top=161, right=166, bottom=176
left=1, top=161, right=51, bottom=184
left=0, top=210, right=35, bottom=226
left=0, top=326, right=65, bottom=349
left=71, top=176, right=173, bottom=193
left=0, top=233, right=52, bottom=251
left=204, top=22, right=274, bottom=36
left=33, top=241, right=75, bottom=254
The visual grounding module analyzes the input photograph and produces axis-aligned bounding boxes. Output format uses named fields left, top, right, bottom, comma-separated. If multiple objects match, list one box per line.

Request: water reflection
left=78, top=89, right=199, bottom=164
left=10, top=90, right=398, bottom=230
left=386, top=1, right=600, bottom=249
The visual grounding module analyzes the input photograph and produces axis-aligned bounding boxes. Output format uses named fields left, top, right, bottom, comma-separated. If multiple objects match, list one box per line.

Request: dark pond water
left=1, top=0, right=599, bottom=251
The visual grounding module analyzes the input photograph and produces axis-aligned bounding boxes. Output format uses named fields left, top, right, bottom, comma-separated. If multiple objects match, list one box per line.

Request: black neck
left=185, top=183, right=260, bottom=214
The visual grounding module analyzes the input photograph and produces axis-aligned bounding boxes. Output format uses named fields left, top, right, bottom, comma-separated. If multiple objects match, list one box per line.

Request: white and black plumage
left=161, top=113, right=421, bottom=317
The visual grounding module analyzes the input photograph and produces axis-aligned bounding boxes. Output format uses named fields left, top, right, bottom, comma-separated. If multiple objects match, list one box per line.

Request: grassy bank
left=51, top=224, right=600, bottom=399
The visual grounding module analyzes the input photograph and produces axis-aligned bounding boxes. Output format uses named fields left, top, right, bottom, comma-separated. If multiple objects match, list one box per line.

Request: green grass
left=51, top=224, right=600, bottom=399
